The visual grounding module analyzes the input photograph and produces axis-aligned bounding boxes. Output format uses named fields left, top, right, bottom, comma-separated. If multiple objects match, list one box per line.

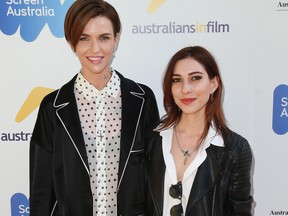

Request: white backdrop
left=1, top=0, right=287, bottom=215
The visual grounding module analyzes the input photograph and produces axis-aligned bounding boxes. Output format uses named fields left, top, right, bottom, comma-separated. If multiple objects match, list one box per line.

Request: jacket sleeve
left=30, top=96, right=57, bottom=216
left=227, top=137, right=253, bottom=216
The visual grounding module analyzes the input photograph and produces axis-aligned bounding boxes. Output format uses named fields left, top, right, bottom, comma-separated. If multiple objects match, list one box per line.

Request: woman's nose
left=90, top=40, right=100, bottom=52
left=182, top=81, right=192, bottom=93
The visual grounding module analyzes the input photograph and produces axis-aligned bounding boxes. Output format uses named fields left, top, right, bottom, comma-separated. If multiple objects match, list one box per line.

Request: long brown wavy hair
left=158, top=46, right=231, bottom=144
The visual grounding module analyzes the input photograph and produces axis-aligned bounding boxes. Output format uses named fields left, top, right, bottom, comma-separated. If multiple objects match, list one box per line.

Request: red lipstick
left=180, top=98, right=196, bottom=105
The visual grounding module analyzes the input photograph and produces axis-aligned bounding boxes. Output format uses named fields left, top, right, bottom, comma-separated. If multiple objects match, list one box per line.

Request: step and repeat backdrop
left=0, top=0, right=287, bottom=215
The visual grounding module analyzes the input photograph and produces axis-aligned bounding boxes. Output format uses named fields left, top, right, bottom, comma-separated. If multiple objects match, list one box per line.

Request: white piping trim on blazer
left=53, top=88, right=90, bottom=175
left=50, top=201, right=57, bottom=216
left=117, top=83, right=145, bottom=192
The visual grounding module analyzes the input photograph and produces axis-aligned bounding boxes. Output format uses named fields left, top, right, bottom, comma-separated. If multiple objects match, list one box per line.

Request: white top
left=74, top=70, right=121, bottom=216
left=160, top=126, right=224, bottom=216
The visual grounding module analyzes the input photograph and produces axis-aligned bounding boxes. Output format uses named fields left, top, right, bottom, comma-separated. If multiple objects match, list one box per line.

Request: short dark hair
left=64, top=0, right=121, bottom=51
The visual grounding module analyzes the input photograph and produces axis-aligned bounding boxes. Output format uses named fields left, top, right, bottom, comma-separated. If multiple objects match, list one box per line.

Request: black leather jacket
left=146, top=131, right=253, bottom=216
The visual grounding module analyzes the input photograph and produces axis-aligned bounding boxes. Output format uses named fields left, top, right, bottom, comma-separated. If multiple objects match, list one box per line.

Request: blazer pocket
left=130, top=148, right=145, bottom=164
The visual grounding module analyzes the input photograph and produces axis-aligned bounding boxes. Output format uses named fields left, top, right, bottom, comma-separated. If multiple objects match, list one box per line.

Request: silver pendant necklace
left=174, top=128, right=199, bottom=165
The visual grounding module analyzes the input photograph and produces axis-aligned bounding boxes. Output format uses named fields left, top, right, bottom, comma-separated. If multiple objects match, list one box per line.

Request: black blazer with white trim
left=30, top=71, right=159, bottom=216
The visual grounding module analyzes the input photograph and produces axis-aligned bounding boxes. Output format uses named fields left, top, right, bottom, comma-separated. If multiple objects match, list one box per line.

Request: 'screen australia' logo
left=0, top=0, right=74, bottom=42
left=11, top=193, right=30, bottom=216
left=272, top=84, right=288, bottom=135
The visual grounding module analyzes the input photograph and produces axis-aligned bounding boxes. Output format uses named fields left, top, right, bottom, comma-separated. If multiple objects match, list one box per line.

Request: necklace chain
left=174, top=128, right=199, bottom=165
left=103, top=68, right=113, bottom=80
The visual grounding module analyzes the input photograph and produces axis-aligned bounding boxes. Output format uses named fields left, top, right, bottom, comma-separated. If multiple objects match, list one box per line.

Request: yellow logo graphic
left=15, top=87, right=54, bottom=123
left=148, top=0, right=166, bottom=13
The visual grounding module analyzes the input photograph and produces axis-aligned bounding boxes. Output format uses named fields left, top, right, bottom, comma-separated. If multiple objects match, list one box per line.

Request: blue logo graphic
left=11, top=193, right=30, bottom=216
left=272, top=84, right=288, bottom=135
left=0, top=0, right=74, bottom=42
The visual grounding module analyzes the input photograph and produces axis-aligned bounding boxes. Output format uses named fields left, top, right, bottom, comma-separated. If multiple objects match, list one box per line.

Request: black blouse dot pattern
left=74, top=71, right=121, bottom=215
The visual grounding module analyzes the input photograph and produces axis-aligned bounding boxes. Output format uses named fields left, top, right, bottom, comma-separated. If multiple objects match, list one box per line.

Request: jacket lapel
left=53, top=75, right=90, bottom=174
left=186, top=147, right=223, bottom=213
left=117, top=72, right=146, bottom=187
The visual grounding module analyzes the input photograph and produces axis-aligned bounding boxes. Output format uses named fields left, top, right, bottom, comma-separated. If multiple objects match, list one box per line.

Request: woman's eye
left=79, top=37, right=88, bottom=41
left=172, top=78, right=181, bottom=83
left=192, top=76, right=202, bottom=81
left=101, top=36, right=110, bottom=41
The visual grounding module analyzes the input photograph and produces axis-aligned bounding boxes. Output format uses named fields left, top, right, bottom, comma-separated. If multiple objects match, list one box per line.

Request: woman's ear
left=114, top=33, right=120, bottom=47
left=210, top=75, right=219, bottom=93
